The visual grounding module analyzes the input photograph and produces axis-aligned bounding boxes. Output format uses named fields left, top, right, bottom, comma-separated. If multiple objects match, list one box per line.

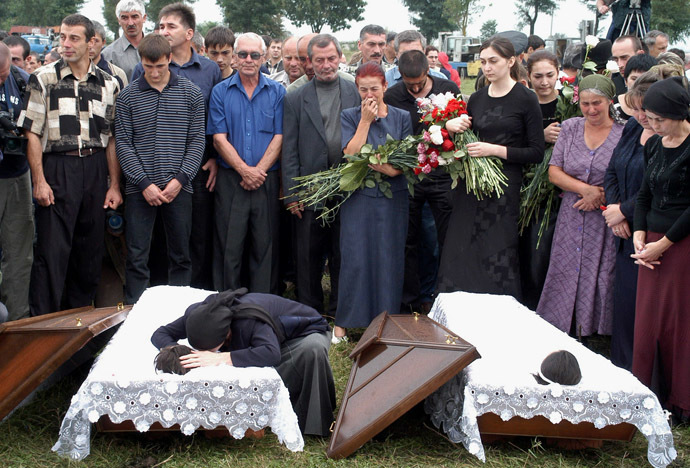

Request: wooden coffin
left=327, top=311, right=480, bottom=459
left=0, top=304, right=131, bottom=421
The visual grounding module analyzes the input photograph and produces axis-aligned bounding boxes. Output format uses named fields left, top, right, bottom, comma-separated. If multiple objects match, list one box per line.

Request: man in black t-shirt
left=384, top=50, right=460, bottom=313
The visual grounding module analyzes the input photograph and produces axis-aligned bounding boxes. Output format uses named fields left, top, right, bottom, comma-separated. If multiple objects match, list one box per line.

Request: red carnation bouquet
left=415, top=92, right=506, bottom=199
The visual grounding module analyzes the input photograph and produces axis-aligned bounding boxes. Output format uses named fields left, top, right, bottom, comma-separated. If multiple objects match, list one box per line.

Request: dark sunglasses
left=236, top=51, right=262, bottom=60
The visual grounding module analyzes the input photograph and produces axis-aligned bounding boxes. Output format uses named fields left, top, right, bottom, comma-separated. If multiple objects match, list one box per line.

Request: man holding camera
left=0, top=42, right=32, bottom=321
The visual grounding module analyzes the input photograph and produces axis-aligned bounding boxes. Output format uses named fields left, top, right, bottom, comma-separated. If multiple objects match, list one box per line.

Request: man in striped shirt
left=115, top=34, right=205, bottom=304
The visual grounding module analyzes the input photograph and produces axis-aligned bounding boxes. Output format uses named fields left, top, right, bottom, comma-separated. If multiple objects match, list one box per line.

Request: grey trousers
left=0, top=171, right=34, bottom=320
left=213, top=168, right=280, bottom=293
left=276, top=331, right=336, bottom=436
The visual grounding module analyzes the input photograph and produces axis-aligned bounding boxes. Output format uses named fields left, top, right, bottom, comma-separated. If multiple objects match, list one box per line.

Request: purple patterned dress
left=537, top=117, right=623, bottom=336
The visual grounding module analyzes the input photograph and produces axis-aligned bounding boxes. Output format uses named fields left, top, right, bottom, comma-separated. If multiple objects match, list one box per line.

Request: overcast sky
left=82, top=0, right=689, bottom=48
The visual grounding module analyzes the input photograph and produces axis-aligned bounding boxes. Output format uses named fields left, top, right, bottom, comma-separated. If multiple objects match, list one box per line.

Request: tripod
left=609, top=0, right=647, bottom=40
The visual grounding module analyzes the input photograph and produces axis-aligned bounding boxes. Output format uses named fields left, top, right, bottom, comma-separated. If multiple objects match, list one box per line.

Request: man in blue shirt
left=132, top=3, right=221, bottom=291
left=208, top=32, right=285, bottom=294
left=0, top=43, right=32, bottom=321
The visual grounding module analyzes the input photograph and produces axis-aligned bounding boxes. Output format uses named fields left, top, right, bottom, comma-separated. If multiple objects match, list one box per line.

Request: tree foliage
left=402, top=0, right=454, bottom=42
left=443, top=0, right=485, bottom=36
left=283, top=0, right=365, bottom=33
left=102, top=0, right=119, bottom=38
left=514, top=0, right=560, bottom=35
left=651, top=0, right=690, bottom=42
left=480, top=19, right=498, bottom=41
left=1, top=0, right=86, bottom=29
left=215, top=0, right=284, bottom=37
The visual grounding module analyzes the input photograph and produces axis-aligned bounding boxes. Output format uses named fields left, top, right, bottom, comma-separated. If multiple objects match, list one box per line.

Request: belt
left=62, top=147, right=104, bottom=157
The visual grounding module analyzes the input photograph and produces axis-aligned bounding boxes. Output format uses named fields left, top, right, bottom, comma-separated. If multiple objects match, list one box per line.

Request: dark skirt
left=633, top=232, right=690, bottom=414
left=276, top=331, right=335, bottom=436
left=336, top=182, right=409, bottom=328
left=610, top=237, right=638, bottom=371
left=437, top=171, right=522, bottom=300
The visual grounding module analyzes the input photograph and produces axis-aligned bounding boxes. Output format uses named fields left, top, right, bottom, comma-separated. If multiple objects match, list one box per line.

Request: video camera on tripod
left=0, top=111, right=28, bottom=159
left=602, top=0, right=649, bottom=39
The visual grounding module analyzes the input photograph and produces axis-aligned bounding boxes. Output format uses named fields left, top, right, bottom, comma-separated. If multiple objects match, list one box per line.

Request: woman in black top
left=437, top=37, right=544, bottom=299
left=631, top=76, right=690, bottom=423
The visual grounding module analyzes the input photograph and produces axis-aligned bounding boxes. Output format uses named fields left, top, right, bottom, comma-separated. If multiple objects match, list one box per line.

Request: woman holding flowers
left=603, top=72, right=659, bottom=370
left=631, top=77, right=690, bottom=423
left=333, top=62, right=413, bottom=341
left=436, top=37, right=544, bottom=300
left=537, top=74, right=623, bottom=338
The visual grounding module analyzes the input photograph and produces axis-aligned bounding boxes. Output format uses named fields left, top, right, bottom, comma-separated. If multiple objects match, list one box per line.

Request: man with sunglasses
left=131, top=3, right=221, bottom=291
left=208, top=32, right=286, bottom=295
left=384, top=50, right=459, bottom=315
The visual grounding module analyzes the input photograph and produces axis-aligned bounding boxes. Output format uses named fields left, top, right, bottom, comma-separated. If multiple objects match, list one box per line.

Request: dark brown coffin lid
left=0, top=304, right=131, bottom=421
left=327, top=311, right=480, bottom=459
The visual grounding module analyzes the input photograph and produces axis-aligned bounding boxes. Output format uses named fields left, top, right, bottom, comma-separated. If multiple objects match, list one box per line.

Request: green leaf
left=340, top=161, right=370, bottom=192
left=365, top=179, right=376, bottom=188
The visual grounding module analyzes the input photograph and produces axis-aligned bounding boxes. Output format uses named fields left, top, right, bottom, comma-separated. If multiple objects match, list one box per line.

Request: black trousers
left=30, top=151, right=108, bottom=316
left=401, top=173, right=453, bottom=309
left=213, top=168, right=280, bottom=294
left=293, top=209, right=340, bottom=314
left=190, top=167, right=214, bottom=290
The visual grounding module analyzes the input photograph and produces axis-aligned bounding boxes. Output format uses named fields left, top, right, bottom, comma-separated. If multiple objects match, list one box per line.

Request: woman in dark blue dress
left=333, top=62, right=413, bottom=341
left=603, top=71, right=659, bottom=370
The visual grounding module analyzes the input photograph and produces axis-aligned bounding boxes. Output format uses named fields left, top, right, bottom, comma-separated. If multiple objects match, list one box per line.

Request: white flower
left=163, top=409, right=175, bottom=421
left=549, top=412, right=562, bottom=424
left=527, top=397, right=538, bottom=409
left=186, top=397, right=198, bottom=410
left=139, top=393, right=151, bottom=405
left=90, top=383, right=103, bottom=396
left=428, top=125, right=444, bottom=145
left=594, top=417, right=607, bottom=429
left=620, top=408, right=632, bottom=419
left=232, top=426, right=245, bottom=438
left=643, top=397, right=656, bottom=409
left=606, top=60, right=620, bottom=73
left=573, top=402, right=585, bottom=413
left=438, top=156, right=451, bottom=166
left=468, top=442, right=480, bottom=454
left=550, top=386, right=563, bottom=398
left=135, top=420, right=151, bottom=432
left=597, top=392, right=610, bottom=404
left=235, top=402, right=248, bottom=414
left=258, top=414, right=269, bottom=426
left=75, top=434, right=88, bottom=446
left=88, top=410, right=100, bottom=423
left=262, top=390, right=274, bottom=401
left=641, top=423, right=653, bottom=436
left=113, top=401, right=126, bottom=414
left=165, top=381, right=178, bottom=395
left=430, top=92, right=451, bottom=110
left=209, top=412, right=221, bottom=424
left=182, top=423, right=195, bottom=435
left=585, top=35, right=600, bottom=48
left=212, top=386, right=225, bottom=398
left=476, top=393, right=489, bottom=405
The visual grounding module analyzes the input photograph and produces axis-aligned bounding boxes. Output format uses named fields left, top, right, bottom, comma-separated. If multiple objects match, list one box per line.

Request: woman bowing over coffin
left=151, top=288, right=336, bottom=437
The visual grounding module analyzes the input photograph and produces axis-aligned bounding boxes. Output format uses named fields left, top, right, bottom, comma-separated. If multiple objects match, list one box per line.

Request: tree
left=4, top=0, right=86, bottom=28
left=148, top=0, right=198, bottom=26
left=403, top=0, right=454, bottom=42
left=197, top=21, right=220, bottom=38
left=102, top=0, right=119, bottom=38
left=283, top=0, right=365, bottom=33
left=514, top=0, right=560, bottom=35
left=651, top=0, right=690, bottom=42
left=216, top=0, right=284, bottom=37
left=480, top=19, right=498, bottom=41
left=443, top=0, right=485, bottom=36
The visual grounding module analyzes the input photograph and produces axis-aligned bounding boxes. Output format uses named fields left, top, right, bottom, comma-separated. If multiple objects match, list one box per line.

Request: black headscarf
left=185, top=288, right=285, bottom=350
left=643, top=76, right=690, bottom=121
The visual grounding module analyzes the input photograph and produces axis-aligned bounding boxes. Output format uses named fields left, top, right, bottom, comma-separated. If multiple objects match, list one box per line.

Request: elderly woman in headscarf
left=631, top=76, right=690, bottom=424
left=537, top=74, right=624, bottom=340
left=151, top=288, right=336, bottom=436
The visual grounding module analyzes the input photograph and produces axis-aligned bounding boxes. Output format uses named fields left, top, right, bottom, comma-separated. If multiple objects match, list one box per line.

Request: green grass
left=1, top=333, right=688, bottom=467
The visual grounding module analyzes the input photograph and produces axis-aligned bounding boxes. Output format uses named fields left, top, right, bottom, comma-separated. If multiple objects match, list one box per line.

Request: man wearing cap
left=151, top=288, right=336, bottom=437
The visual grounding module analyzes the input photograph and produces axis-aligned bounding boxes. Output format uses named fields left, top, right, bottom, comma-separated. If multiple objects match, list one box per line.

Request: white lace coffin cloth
left=53, top=286, right=304, bottom=460
left=424, top=292, right=676, bottom=468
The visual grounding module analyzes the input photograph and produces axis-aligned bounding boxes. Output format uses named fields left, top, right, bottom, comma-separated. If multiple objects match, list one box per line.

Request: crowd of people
left=1, top=0, right=689, bottom=430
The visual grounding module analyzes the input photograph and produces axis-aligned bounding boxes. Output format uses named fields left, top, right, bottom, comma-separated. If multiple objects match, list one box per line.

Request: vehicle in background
left=22, top=34, right=53, bottom=61
left=436, top=32, right=481, bottom=77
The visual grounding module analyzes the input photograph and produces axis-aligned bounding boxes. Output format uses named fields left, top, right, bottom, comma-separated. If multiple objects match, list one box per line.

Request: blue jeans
left=125, top=190, right=192, bottom=304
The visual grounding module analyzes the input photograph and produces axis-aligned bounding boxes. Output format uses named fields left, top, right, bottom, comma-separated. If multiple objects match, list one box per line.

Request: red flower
left=414, top=167, right=422, bottom=175
left=429, top=159, right=439, bottom=168
left=441, top=128, right=449, bottom=139
left=445, top=99, right=462, bottom=114
left=441, top=138, right=455, bottom=152
left=426, top=148, right=439, bottom=158
left=560, top=75, right=575, bottom=85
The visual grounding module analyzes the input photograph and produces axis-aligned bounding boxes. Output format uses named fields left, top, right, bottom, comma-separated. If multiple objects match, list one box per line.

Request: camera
left=0, top=111, right=28, bottom=158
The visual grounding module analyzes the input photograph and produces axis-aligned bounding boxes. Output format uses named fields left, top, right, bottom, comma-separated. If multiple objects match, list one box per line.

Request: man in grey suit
left=282, top=34, right=360, bottom=317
